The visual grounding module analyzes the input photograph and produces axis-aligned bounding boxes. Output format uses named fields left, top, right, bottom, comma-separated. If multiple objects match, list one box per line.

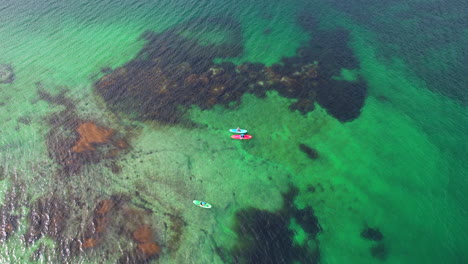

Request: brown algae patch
left=22, top=193, right=170, bottom=263
left=72, top=122, right=114, bottom=153
left=38, top=87, right=130, bottom=174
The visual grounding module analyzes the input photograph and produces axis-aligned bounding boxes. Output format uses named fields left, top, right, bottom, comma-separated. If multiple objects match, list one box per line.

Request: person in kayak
left=200, top=201, right=207, bottom=206
left=240, top=134, right=245, bottom=139
left=236, top=127, right=241, bottom=132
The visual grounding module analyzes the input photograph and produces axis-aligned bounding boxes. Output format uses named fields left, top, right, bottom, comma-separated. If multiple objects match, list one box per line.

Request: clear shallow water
left=0, top=0, right=467, bottom=263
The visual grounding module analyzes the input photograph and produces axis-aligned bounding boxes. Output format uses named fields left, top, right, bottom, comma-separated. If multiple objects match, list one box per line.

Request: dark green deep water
left=0, top=0, right=467, bottom=263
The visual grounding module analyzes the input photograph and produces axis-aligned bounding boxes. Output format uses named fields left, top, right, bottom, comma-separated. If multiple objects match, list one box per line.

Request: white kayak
left=193, top=200, right=212, bottom=209
left=229, top=128, right=247, bottom=133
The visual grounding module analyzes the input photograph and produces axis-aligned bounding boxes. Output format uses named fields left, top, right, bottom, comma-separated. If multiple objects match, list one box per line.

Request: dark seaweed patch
left=0, top=178, right=27, bottom=242
left=315, top=78, right=366, bottom=122
left=295, top=12, right=367, bottom=121
left=299, top=144, right=319, bottom=160
left=361, top=227, right=384, bottom=241
left=38, top=87, right=129, bottom=175
left=102, top=28, right=245, bottom=119
left=232, top=209, right=296, bottom=264
left=226, top=186, right=321, bottom=264
left=95, top=14, right=368, bottom=124
left=24, top=195, right=70, bottom=246
left=22, top=191, right=168, bottom=263
left=294, top=206, right=321, bottom=237
left=360, top=226, right=387, bottom=261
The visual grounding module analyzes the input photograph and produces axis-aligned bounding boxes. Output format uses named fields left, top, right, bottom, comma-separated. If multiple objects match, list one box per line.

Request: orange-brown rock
left=71, top=122, right=114, bottom=152
left=137, top=242, right=161, bottom=257
left=82, top=237, right=99, bottom=249
left=94, top=199, right=115, bottom=216
left=132, top=225, right=153, bottom=243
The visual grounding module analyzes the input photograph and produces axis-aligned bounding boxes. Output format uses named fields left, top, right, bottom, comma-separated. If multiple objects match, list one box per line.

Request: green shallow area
left=0, top=0, right=467, bottom=263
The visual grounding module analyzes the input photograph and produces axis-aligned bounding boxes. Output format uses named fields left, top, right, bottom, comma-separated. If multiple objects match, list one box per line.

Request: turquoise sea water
left=0, top=0, right=467, bottom=263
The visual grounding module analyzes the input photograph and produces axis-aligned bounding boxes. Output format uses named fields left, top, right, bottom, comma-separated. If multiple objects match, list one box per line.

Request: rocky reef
left=361, top=227, right=384, bottom=241
left=37, top=87, right=129, bottom=174
left=0, top=182, right=22, bottom=242
left=23, top=193, right=164, bottom=263
left=360, top=226, right=387, bottom=261
left=95, top=29, right=247, bottom=124
left=223, top=186, right=321, bottom=264
left=118, top=224, right=162, bottom=263
left=23, top=195, right=70, bottom=246
left=95, top=14, right=367, bottom=124
left=71, top=122, right=114, bottom=153
left=299, top=143, right=319, bottom=160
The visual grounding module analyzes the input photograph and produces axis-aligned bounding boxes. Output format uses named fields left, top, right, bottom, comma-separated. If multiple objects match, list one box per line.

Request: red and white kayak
left=231, top=134, right=252, bottom=140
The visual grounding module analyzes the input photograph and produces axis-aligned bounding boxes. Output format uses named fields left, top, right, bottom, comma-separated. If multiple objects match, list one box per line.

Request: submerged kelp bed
left=226, top=186, right=321, bottom=264
left=95, top=14, right=367, bottom=123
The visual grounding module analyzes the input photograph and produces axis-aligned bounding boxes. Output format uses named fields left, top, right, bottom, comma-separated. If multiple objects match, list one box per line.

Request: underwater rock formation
left=38, top=87, right=129, bottom=174
left=360, top=226, right=387, bottom=260
left=0, top=179, right=28, bottom=244
left=95, top=40, right=323, bottom=124
left=46, top=117, right=126, bottom=174
left=294, top=206, right=322, bottom=237
left=95, top=199, right=116, bottom=216
left=95, top=14, right=367, bottom=124
left=289, top=98, right=315, bottom=114
left=24, top=195, right=70, bottom=246
left=79, top=199, right=118, bottom=251
left=0, top=64, right=14, bottom=84
left=32, top=194, right=166, bottom=263
left=232, top=209, right=297, bottom=264
left=227, top=186, right=321, bottom=264
left=0, top=177, right=22, bottom=242
left=299, top=143, right=319, bottom=160
left=132, top=225, right=161, bottom=260
left=295, top=13, right=368, bottom=122
left=361, top=227, right=384, bottom=241
left=132, top=225, right=154, bottom=243
left=117, top=212, right=163, bottom=263
left=315, top=78, right=366, bottom=122
left=72, top=122, right=114, bottom=152
left=95, top=29, right=248, bottom=123
left=137, top=242, right=161, bottom=258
